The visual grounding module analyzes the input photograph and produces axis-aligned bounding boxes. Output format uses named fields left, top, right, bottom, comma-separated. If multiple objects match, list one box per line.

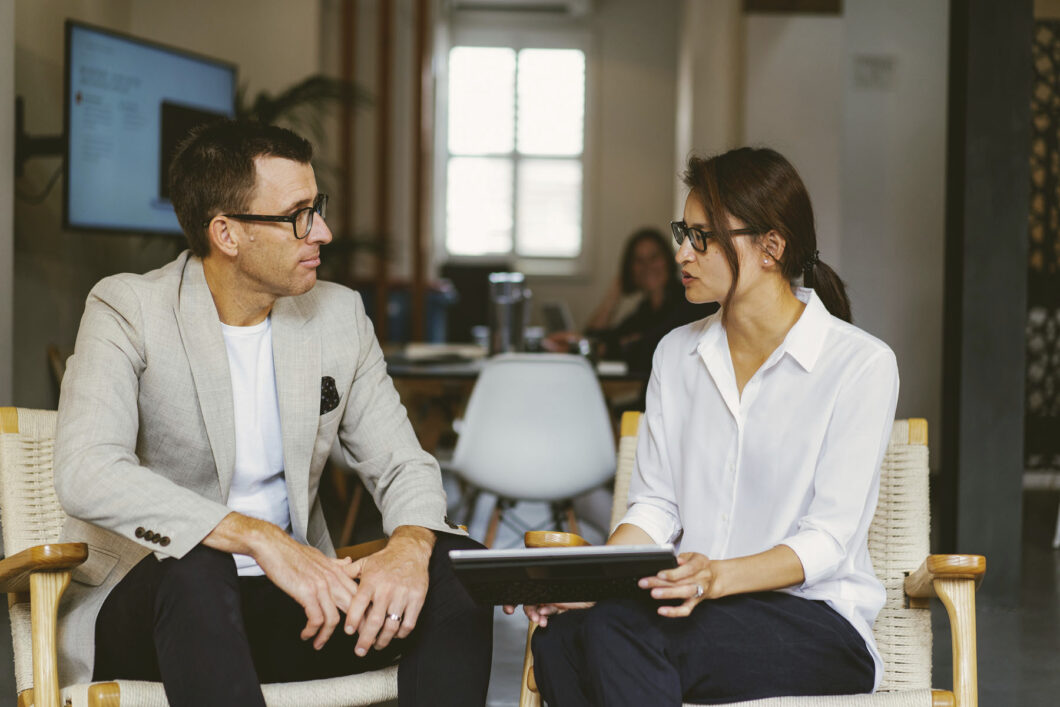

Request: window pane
left=516, top=159, right=582, bottom=257
left=447, top=157, right=513, bottom=255
left=448, top=47, right=515, bottom=155
left=517, top=49, right=585, bottom=156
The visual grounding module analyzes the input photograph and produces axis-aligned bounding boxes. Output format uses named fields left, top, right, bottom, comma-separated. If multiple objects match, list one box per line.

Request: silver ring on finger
left=387, top=612, right=402, bottom=623
left=694, top=584, right=704, bottom=599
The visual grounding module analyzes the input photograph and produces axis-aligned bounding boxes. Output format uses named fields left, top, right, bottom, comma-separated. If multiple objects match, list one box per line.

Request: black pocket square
left=320, top=376, right=340, bottom=415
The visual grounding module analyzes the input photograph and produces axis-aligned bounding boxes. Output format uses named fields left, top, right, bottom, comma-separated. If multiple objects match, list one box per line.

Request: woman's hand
left=543, top=331, right=581, bottom=353
left=638, top=551, right=719, bottom=617
left=502, top=602, right=594, bottom=628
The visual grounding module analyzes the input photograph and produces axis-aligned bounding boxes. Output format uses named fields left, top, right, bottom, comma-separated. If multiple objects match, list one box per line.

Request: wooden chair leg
left=934, top=577, right=978, bottom=707
left=565, top=504, right=579, bottom=536
left=519, top=621, right=542, bottom=707
left=338, top=480, right=365, bottom=547
left=30, top=571, right=72, bottom=707
left=484, top=499, right=502, bottom=548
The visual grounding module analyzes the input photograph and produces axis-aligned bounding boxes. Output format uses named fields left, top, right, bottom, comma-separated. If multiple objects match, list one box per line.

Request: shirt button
left=134, top=527, right=146, bottom=538
left=728, top=463, right=735, bottom=473
left=722, top=514, right=730, bottom=523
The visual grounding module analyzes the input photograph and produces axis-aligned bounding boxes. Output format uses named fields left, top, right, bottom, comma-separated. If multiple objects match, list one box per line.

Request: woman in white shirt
left=517, top=147, right=899, bottom=705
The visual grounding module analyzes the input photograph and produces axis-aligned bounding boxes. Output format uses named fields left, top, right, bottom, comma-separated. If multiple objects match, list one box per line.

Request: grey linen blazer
left=53, top=251, right=454, bottom=688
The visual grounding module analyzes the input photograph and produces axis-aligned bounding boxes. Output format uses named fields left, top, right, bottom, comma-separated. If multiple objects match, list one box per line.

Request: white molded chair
left=0, top=407, right=399, bottom=707
left=448, top=354, right=616, bottom=546
left=519, top=413, right=986, bottom=707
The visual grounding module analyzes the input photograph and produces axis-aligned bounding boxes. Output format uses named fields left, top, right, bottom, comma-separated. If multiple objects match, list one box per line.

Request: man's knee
left=155, top=545, right=239, bottom=609
left=422, top=533, right=492, bottom=630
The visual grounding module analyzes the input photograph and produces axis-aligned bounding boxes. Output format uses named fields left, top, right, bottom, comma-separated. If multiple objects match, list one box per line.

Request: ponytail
left=805, top=257, right=851, bottom=323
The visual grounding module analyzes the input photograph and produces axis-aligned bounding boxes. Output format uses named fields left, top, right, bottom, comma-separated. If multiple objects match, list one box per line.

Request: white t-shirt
left=618, top=288, right=899, bottom=690
left=221, top=317, right=291, bottom=576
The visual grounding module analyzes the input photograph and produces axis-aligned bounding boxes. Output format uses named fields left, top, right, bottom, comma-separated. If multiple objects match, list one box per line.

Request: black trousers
left=93, top=533, right=493, bottom=707
left=531, top=592, right=874, bottom=707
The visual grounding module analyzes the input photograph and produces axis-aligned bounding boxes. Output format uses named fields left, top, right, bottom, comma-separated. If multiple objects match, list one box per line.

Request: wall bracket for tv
left=14, top=96, right=63, bottom=177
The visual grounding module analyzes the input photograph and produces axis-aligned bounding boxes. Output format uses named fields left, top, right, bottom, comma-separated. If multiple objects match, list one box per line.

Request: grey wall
left=1, top=0, right=13, bottom=406
left=677, top=1, right=950, bottom=466
left=12, top=1, right=320, bottom=409
left=744, top=14, right=844, bottom=275
left=942, top=0, right=1031, bottom=599
left=840, top=0, right=949, bottom=465
left=674, top=0, right=743, bottom=214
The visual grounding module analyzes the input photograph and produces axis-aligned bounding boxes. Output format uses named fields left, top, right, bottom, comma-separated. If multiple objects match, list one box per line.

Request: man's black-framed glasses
left=219, top=193, right=328, bottom=239
left=670, top=221, right=757, bottom=253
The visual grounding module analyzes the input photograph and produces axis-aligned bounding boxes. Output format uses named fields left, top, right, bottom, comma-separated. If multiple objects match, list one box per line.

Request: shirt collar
left=690, top=287, right=830, bottom=373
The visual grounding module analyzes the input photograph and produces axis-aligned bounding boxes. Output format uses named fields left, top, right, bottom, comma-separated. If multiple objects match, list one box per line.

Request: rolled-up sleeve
left=616, top=354, right=682, bottom=544
left=779, top=349, right=900, bottom=586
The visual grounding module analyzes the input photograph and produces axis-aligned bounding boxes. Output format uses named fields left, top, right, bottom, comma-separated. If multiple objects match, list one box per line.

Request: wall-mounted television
left=63, top=21, right=237, bottom=235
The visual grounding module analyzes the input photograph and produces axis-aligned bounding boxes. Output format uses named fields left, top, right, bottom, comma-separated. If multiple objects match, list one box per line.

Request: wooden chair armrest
left=905, top=554, right=986, bottom=707
left=524, top=531, right=591, bottom=548
left=335, top=538, right=388, bottom=562
left=904, top=554, right=986, bottom=598
left=0, top=545, right=85, bottom=707
left=0, top=543, right=88, bottom=593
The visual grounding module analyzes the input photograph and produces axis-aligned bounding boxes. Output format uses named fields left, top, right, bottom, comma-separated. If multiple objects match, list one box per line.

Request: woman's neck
left=724, top=279, right=805, bottom=361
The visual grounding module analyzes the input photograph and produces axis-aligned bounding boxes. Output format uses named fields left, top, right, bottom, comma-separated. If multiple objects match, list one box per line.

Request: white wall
left=12, top=1, right=322, bottom=408
left=743, top=15, right=844, bottom=270
left=521, top=0, right=682, bottom=327
left=674, top=0, right=743, bottom=215
left=129, top=1, right=319, bottom=99
left=673, top=2, right=948, bottom=464
left=1, top=0, right=13, bottom=405
left=841, top=0, right=949, bottom=465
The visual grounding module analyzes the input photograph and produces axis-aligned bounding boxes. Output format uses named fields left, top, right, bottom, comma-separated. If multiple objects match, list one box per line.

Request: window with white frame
left=441, top=39, right=587, bottom=260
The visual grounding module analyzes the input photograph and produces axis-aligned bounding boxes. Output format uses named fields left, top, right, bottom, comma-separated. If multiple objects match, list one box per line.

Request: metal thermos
left=487, top=272, right=532, bottom=355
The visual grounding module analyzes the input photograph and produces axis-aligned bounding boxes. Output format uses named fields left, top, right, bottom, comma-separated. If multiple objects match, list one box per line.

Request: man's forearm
left=203, top=511, right=286, bottom=557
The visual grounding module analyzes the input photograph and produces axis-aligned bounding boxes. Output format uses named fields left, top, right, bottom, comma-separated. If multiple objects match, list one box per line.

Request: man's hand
left=204, top=512, right=362, bottom=650
left=343, top=525, right=434, bottom=656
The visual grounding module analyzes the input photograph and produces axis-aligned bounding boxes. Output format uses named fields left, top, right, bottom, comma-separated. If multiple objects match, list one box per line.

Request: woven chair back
left=609, top=415, right=932, bottom=693
left=0, top=408, right=65, bottom=556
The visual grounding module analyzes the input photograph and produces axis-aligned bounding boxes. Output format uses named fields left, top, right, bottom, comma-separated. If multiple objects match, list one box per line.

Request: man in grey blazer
left=54, top=120, right=492, bottom=706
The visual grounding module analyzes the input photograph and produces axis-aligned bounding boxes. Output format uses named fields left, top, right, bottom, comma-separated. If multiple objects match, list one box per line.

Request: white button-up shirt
left=617, top=288, right=899, bottom=689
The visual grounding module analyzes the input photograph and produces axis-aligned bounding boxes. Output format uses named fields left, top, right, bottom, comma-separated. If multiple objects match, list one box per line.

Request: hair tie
left=805, top=250, right=820, bottom=271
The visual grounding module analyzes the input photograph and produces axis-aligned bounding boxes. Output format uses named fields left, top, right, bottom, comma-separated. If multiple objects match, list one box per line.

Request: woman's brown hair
left=681, top=147, right=851, bottom=322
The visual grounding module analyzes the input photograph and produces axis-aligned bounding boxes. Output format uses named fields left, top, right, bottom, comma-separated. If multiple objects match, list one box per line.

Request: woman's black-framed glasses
left=670, top=221, right=757, bottom=253
left=218, top=193, right=329, bottom=239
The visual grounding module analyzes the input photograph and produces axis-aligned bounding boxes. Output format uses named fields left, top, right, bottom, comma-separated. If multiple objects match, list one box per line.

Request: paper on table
left=404, top=342, right=487, bottom=361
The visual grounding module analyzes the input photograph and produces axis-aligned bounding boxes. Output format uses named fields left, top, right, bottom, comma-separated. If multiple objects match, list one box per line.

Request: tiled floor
left=0, top=487, right=1056, bottom=706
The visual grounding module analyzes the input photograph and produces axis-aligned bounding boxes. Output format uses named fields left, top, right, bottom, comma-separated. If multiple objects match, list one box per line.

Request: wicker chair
left=518, top=412, right=986, bottom=707
left=0, top=407, right=399, bottom=707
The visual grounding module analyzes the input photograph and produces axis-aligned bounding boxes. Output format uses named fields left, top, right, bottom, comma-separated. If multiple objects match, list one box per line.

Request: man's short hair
left=168, top=120, right=314, bottom=257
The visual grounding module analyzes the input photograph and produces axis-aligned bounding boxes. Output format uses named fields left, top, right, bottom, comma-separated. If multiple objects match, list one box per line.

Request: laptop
left=449, top=544, right=678, bottom=606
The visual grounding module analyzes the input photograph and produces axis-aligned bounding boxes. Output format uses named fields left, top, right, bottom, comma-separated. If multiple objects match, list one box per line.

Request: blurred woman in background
left=548, top=228, right=715, bottom=373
